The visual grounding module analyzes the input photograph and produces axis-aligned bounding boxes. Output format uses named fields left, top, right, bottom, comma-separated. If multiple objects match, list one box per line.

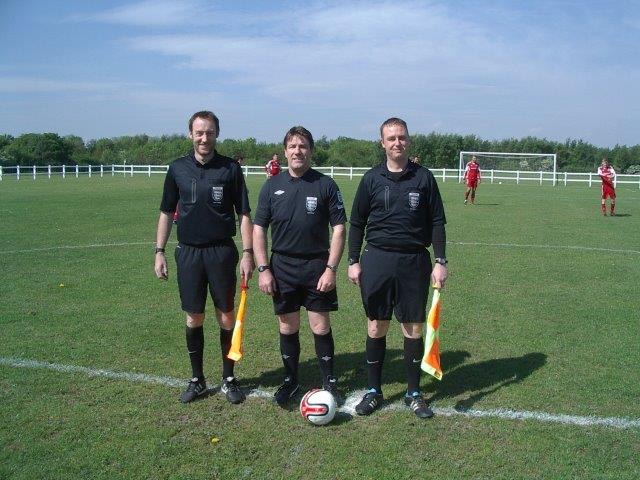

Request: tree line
left=1, top=132, right=639, bottom=173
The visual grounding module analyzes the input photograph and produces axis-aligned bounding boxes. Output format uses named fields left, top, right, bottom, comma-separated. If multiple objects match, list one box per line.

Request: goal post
left=459, top=151, right=558, bottom=186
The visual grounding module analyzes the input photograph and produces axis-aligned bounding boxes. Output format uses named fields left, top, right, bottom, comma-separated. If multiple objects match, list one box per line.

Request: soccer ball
left=300, top=389, right=337, bottom=425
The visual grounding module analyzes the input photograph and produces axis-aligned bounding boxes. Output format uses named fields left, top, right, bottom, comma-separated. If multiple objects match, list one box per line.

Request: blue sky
left=1, top=0, right=638, bottom=146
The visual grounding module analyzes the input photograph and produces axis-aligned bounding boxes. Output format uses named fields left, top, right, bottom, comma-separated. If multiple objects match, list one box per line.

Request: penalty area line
left=2, top=356, right=639, bottom=430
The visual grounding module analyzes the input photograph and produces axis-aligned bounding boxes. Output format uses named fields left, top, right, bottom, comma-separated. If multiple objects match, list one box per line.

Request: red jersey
left=265, top=159, right=281, bottom=176
left=464, top=161, right=481, bottom=182
left=597, top=165, right=615, bottom=186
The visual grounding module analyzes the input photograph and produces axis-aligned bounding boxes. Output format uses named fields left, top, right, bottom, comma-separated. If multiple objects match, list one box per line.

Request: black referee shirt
left=160, top=151, right=250, bottom=246
left=348, top=161, right=446, bottom=258
left=254, top=168, right=347, bottom=256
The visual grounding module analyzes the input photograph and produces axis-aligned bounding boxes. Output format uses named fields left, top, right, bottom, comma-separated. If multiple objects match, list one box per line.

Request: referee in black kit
left=154, top=111, right=254, bottom=404
left=347, top=117, right=448, bottom=419
left=253, top=126, right=346, bottom=405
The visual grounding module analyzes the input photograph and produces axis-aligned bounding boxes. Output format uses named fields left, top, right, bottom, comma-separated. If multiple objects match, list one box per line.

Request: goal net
left=459, top=151, right=557, bottom=185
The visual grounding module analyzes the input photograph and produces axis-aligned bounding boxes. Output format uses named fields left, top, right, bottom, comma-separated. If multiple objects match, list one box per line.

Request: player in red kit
left=463, top=156, right=481, bottom=204
left=597, top=158, right=616, bottom=216
left=265, top=154, right=282, bottom=178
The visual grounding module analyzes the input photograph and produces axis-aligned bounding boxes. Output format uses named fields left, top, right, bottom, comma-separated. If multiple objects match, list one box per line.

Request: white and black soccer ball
left=300, top=389, right=337, bottom=426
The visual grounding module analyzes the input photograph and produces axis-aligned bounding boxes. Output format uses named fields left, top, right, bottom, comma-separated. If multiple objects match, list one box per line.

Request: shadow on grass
left=241, top=348, right=545, bottom=412
left=242, top=349, right=472, bottom=399
left=425, top=352, right=547, bottom=410
left=609, top=213, right=631, bottom=217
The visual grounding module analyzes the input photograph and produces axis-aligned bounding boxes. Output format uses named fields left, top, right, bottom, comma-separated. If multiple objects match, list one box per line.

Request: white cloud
left=68, top=0, right=217, bottom=27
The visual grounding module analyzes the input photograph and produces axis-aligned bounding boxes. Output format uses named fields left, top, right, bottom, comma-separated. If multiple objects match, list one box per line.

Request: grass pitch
left=1, top=174, right=639, bottom=479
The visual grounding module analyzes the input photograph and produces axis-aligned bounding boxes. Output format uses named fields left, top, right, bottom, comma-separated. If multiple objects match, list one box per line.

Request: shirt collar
left=380, top=160, right=415, bottom=180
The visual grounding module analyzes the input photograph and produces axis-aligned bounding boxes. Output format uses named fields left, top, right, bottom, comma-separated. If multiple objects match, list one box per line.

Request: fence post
left=63, top=165, right=66, bottom=179
left=148, top=165, right=151, bottom=177
left=33, top=165, right=37, bottom=180
left=48, top=165, right=51, bottom=179
left=88, top=165, right=92, bottom=178
left=564, top=172, right=567, bottom=186
left=516, top=170, right=520, bottom=184
left=75, top=165, right=79, bottom=178
left=490, top=170, right=494, bottom=184
left=112, top=164, right=115, bottom=176
left=349, top=167, right=353, bottom=180
left=0, top=165, right=2, bottom=181
left=17, top=165, right=20, bottom=180
left=539, top=171, right=543, bottom=185
left=588, top=173, right=592, bottom=187
left=100, top=165, right=104, bottom=177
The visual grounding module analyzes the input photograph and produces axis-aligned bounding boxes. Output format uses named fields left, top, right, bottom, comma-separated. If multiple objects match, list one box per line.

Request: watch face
left=258, top=265, right=269, bottom=272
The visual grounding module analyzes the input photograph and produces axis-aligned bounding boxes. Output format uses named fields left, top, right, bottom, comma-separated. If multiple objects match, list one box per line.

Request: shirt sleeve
left=326, top=179, right=347, bottom=227
left=232, top=163, right=251, bottom=216
left=253, top=180, right=272, bottom=228
left=428, top=174, right=447, bottom=227
left=348, top=175, right=371, bottom=260
left=159, top=165, right=179, bottom=213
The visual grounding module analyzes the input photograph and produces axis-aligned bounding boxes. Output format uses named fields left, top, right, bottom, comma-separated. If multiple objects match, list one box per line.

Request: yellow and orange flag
left=227, top=279, right=248, bottom=362
left=421, top=287, right=443, bottom=380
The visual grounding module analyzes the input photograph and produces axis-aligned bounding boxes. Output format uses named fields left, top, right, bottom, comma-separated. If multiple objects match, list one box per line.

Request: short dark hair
left=379, top=117, right=409, bottom=138
left=188, top=111, right=220, bottom=135
left=283, top=126, right=314, bottom=151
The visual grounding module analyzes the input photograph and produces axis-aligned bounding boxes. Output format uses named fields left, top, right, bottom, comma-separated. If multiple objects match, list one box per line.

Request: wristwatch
left=326, top=264, right=338, bottom=272
left=348, top=258, right=359, bottom=266
left=155, top=247, right=165, bottom=255
left=434, top=257, right=448, bottom=266
left=242, top=248, right=254, bottom=255
left=257, top=265, right=271, bottom=273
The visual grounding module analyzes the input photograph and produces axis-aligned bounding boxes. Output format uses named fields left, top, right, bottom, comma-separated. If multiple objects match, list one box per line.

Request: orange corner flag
left=421, top=288, right=443, bottom=380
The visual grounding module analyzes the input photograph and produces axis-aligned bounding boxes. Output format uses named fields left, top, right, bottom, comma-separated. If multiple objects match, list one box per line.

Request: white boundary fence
left=1, top=164, right=639, bottom=188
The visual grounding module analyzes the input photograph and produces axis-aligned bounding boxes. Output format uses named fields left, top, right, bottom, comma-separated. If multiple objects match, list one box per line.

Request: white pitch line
left=450, top=242, right=640, bottom=255
left=3, top=240, right=639, bottom=256
left=2, top=357, right=639, bottom=430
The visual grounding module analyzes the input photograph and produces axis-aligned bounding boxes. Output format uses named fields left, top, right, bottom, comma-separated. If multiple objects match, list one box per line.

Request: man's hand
left=258, top=269, right=276, bottom=296
left=431, top=263, right=448, bottom=289
left=317, top=269, right=336, bottom=292
left=240, top=252, right=255, bottom=281
left=155, top=253, right=168, bottom=280
left=348, top=263, right=362, bottom=286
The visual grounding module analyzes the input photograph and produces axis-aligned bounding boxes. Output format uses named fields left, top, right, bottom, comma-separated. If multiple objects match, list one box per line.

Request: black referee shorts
left=359, top=244, right=431, bottom=323
left=271, top=252, right=338, bottom=315
left=175, top=241, right=238, bottom=314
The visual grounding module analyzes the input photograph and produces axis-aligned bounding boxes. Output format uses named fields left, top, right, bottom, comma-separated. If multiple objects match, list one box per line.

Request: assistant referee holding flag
left=253, top=126, right=347, bottom=405
left=154, top=111, right=254, bottom=404
left=348, top=117, right=448, bottom=419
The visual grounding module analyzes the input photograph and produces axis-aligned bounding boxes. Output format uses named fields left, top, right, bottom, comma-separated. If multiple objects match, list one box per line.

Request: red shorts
left=466, top=179, right=478, bottom=188
left=601, top=184, right=616, bottom=199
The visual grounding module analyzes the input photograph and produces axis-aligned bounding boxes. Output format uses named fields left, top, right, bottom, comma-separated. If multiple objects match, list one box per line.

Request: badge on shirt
left=336, top=191, right=345, bottom=210
left=306, top=196, right=318, bottom=214
left=211, top=186, right=224, bottom=204
left=408, top=192, right=420, bottom=210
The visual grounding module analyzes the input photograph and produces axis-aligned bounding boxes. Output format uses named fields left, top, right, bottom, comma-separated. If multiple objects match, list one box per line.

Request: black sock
left=404, top=336, right=424, bottom=395
left=313, top=329, right=334, bottom=382
left=219, top=328, right=234, bottom=379
left=365, top=335, right=386, bottom=394
left=185, top=326, right=204, bottom=381
left=279, top=331, right=300, bottom=382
